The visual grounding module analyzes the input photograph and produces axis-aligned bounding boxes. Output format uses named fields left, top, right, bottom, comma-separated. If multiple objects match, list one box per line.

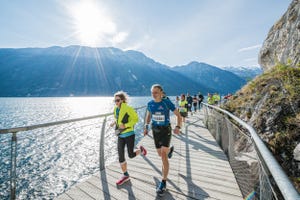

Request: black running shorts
left=152, top=125, right=172, bottom=149
left=180, top=112, right=187, bottom=117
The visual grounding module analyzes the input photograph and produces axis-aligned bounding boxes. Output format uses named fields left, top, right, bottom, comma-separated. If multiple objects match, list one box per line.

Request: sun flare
left=69, top=1, right=116, bottom=46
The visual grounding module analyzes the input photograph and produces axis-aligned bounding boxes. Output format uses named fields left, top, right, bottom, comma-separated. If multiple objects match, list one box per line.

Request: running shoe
left=168, top=145, right=174, bottom=159
left=156, top=181, right=166, bottom=196
left=140, top=146, right=147, bottom=156
left=116, top=175, right=130, bottom=185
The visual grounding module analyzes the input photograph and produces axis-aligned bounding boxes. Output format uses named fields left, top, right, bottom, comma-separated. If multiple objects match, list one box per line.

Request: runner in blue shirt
left=143, top=84, right=182, bottom=196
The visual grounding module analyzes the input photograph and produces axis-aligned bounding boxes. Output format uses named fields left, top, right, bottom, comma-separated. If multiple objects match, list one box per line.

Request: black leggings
left=118, top=134, right=136, bottom=163
left=193, top=103, right=197, bottom=111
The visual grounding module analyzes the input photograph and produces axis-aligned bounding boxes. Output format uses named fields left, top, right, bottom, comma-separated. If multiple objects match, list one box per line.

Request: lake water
left=0, top=97, right=154, bottom=200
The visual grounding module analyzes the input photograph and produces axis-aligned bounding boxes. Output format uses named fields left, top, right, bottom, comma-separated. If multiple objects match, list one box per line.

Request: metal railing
left=202, top=103, right=299, bottom=200
left=0, top=106, right=146, bottom=200
left=2, top=102, right=299, bottom=200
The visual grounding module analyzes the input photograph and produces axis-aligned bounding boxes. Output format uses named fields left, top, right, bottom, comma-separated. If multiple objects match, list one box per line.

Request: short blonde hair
left=114, top=91, right=128, bottom=103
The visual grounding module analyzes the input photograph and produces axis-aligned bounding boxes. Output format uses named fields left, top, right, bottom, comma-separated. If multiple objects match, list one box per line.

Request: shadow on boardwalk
left=56, top=111, right=243, bottom=200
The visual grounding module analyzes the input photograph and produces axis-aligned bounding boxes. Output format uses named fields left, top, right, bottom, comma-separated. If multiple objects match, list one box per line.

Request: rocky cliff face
left=259, top=0, right=300, bottom=71
left=225, top=0, right=300, bottom=192
left=224, top=64, right=300, bottom=192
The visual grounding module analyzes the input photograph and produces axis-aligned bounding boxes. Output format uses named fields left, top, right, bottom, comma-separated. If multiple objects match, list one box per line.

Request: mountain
left=0, top=46, right=211, bottom=97
left=223, top=66, right=263, bottom=81
left=172, top=62, right=246, bottom=94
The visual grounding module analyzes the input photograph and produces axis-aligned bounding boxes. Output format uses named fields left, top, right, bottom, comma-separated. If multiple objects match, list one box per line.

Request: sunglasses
left=114, top=99, right=121, bottom=103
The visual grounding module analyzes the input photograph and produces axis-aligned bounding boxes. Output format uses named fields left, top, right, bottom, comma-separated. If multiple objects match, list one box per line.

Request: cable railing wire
left=0, top=106, right=146, bottom=200
left=202, top=103, right=299, bottom=200
left=3, top=103, right=297, bottom=199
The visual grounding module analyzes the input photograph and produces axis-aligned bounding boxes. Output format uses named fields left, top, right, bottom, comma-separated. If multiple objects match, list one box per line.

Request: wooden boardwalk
left=56, top=112, right=243, bottom=200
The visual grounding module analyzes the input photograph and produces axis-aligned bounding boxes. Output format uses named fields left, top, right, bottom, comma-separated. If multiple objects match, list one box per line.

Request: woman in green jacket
left=111, top=91, right=147, bottom=186
left=179, top=94, right=188, bottom=123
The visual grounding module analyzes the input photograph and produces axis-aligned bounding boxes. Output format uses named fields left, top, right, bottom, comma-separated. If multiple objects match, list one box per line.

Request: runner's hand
left=119, top=124, right=126, bottom=129
left=143, top=129, right=148, bottom=136
left=110, top=121, right=116, bottom=127
left=173, top=127, right=180, bottom=134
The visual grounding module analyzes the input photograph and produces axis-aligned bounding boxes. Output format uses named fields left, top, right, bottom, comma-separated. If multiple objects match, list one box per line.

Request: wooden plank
left=55, top=111, right=243, bottom=200
left=63, top=185, right=94, bottom=200
left=55, top=193, right=73, bottom=200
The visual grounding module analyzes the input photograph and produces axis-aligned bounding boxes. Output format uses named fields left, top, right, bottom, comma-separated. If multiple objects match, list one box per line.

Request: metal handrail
left=202, top=103, right=299, bottom=200
left=0, top=105, right=147, bottom=200
left=0, top=105, right=146, bottom=134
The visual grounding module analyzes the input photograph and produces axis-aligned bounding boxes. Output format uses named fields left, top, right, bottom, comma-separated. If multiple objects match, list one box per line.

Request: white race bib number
left=153, top=112, right=165, bottom=123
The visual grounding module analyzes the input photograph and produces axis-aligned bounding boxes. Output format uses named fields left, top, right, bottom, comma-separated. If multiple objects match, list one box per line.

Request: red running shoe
left=140, top=146, right=147, bottom=156
left=116, top=175, right=130, bottom=185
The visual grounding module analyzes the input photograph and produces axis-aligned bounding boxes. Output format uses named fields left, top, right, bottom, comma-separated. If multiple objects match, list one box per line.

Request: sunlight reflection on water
left=0, top=97, right=151, bottom=199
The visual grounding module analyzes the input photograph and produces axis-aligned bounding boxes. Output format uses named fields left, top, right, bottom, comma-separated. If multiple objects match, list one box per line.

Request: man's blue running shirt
left=147, top=98, right=175, bottom=126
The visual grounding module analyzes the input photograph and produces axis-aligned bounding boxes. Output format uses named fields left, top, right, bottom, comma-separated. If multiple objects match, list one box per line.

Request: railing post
left=225, top=118, right=233, bottom=161
left=214, top=111, right=222, bottom=148
left=202, top=103, right=300, bottom=200
left=10, top=132, right=17, bottom=200
left=203, top=105, right=209, bottom=128
left=259, top=171, right=263, bottom=200
left=203, top=105, right=207, bottom=127
left=99, top=117, right=107, bottom=171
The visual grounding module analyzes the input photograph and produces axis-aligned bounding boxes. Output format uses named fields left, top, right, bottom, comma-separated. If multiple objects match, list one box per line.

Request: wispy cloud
left=124, top=34, right=154, bottom=51
left=124, top=43, right=142, bottom=51
left=244, top=57, right=257, bottom=62
left=238, top=44, right=261, bottom=52
left=111, top=32, right=129, bottom=44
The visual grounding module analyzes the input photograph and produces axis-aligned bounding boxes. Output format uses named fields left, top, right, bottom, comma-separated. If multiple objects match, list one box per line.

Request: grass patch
left=222, top=63, right=300, bottom=192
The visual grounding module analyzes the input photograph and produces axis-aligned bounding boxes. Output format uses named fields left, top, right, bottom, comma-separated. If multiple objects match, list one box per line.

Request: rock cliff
left=224, top=65, right=300, bottom=194
left=259, top=0, right=300, bottom=71
left=225, top=0, right=300, bottom=192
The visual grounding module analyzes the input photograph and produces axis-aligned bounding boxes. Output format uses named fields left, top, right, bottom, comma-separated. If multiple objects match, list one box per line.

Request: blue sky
left=0, top=0, right=291, bottom=68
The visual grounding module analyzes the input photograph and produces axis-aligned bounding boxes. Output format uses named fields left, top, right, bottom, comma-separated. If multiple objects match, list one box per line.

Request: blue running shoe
left=168, top=146, right=174, bottom=159
left=156, top=181, right=166, bottom=196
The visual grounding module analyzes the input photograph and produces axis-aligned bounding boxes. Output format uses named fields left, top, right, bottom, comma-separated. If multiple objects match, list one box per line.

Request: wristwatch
left=144, top=124, right=149, bottom=130
left=175, top=125, right=181, bottom=129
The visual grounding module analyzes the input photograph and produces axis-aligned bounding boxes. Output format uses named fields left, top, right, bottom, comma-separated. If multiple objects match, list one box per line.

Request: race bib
left=152, top=112, right=165, bottom=123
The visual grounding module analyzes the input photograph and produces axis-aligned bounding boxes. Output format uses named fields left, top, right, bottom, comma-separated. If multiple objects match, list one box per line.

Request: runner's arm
left=143, top=110, right=151, bottom=136
left=173, top=109, right=182, bottom=134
